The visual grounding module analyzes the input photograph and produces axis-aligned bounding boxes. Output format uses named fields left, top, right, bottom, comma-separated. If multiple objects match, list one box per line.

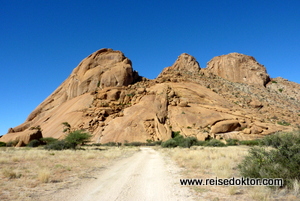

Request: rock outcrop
left=157, top=53, right=200, bottom=81
left=1, top=49, right=299, bottom=146
left=206, top=53, right=270, bottom=86
left=1, top=48, right=141, bottom=144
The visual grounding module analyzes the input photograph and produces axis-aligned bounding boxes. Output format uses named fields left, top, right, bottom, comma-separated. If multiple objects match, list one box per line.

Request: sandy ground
left=39, top=147, right=196, bottom=201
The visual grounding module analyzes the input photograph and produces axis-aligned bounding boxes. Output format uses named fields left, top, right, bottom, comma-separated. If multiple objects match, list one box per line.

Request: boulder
left=211, top=120, right=241, bottom=134
left=178, top=101, right=188, bottom=107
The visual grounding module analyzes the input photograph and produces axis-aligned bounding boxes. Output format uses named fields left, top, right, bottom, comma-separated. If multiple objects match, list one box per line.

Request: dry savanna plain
left=0, top=145, right=299, bottom=201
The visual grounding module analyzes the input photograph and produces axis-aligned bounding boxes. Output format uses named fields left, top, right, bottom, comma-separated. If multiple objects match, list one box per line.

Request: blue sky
left=1, top=0, right=299, bottom=136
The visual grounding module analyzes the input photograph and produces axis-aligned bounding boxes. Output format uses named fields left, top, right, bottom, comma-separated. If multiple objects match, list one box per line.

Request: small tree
left=64, top=130, right=92, bottom=149
left=62, top=122, right=71, bottom=134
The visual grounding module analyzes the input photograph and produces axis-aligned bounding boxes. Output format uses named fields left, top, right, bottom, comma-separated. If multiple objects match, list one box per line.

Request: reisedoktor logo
left=180, top=177, right=283, bottom=186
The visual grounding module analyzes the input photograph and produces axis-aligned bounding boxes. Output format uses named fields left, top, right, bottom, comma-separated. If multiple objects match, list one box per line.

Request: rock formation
left=1, top=49, right=299, bottom=146
left=206, top=53, right=270, bottom=86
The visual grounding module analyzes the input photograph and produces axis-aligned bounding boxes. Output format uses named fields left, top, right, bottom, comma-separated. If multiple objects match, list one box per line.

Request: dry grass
left=0, top=146, right=139, bottom=201
left=160, top=146, right=300, bottom=201
left=38, top=168, right=51, bottom=183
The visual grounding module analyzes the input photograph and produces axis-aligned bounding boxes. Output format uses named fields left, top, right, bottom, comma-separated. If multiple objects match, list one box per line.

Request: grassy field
left=1, top=145, right=299, bottom=201
left=0, top=146, right=139, bottom=200
left=160, top=146, right=299, bottom=201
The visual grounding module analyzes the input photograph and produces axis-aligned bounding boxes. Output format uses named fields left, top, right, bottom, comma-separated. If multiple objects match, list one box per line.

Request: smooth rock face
left=207, top=53, right=270, bottom=86
left=1, top=49, right=299, bottom=146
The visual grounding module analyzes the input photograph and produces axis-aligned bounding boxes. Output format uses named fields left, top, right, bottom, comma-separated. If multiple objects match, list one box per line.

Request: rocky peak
left=206, top=53, right=270, bottom=86
left=158, top=53, right=200, bottom=78
left=1, top=49, right=299, bottom=146
left=68, top=48, right=138, bottom=99
left=4, top=48, right=140, bottom=136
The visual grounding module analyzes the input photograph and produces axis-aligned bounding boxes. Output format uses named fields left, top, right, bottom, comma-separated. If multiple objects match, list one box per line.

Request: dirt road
left=45, top=147, right=196, bottom=201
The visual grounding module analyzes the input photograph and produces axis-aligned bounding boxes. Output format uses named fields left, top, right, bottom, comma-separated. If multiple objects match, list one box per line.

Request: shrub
left=171, top=131, right=181, bottom=138
left=196, top=140, right=208, bottom=146
left=173, top=134, right=185, bottom=145
left=226, top=138, right=239, bottom=146
left=2, top=169, right=19, bottom=179
left=40, top=137, right=58, bottom=145
left=161, top=139, right=178, bottom=148
left=260, top=132, right=300, bottom=148
left=64, top=130, right=92, bottom=149
left=239, top=139, right=261, bottom=146
left=178, top=137, right=198, bottom=148
left=146, top=140, right=162, bottom=146
left=124, top=142, right=145, bottom=146
left=102, top=142, right=118, bottom=146
left=205, top=139, right=226, bottom=147
left=238, top=131, right=300, bottom=188
left=145, top=142, right=156, bottom=146
left=91, top=143, right=102, bottom=146
left=38, top=169, right=50, bottom=183
left=6, top=140, right=19, bottom=147
left=27, top=139, right=40, bottom=147
left=0, top=141, right=6, bottom=147
left=44, top=140, right=72, bottom=150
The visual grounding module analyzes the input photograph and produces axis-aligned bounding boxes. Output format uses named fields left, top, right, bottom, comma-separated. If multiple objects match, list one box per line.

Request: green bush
left=162, top=131, right=227, bottom=148
left=161, top=134, right=199, bottom=148
left=64, top=130, right=92, bottom=149
left=261, top=132, right=300, bottom=148
left=40, top=137, right=58, bottom=145
left=161, top=139, right=178, bottom=148
left=239, top=139, right=261, bottom=146
left=44, top=140, right=72, bottom=150
left=145, top=142, right=156, bottom=146
left=154, top=140, right=162, bottom=145
left=91, top=143, right=102, bottom=146
left=226, top=138, right=239, bottom=146
left=171, top=131, right=181, bottom=138
left=6, top=140, right=19, bottom=147
left=178, top=137, right=198, bottom=148
left=238, top=131, right=300, bottom=187
left=27, top=139, right=40, bottom=147
left=169, top=133, right=198, bottom=148
left=102, top=142, right=118, bottom=146
left=205, top=139, right=226, bottom=147
left=196, top=140, right=208, bottom=146
left=0, top=141, right=6, bottom=147
left=173, top=134, right=184, bottom=144
left=124, top=142, right=145, bottom=146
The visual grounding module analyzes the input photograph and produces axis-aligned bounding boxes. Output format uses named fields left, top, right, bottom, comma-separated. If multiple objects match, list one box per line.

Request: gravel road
left=45, top=147, right=196, bottom=201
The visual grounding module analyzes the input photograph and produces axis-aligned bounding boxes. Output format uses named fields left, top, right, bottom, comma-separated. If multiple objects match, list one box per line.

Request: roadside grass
left=0, top=146, right=139, bottom=201
left=160, top=146, right=300, bottom=201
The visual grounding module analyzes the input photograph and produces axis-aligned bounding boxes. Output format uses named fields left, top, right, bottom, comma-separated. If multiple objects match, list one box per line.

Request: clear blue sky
left=1, top=0, right=299, bottom=136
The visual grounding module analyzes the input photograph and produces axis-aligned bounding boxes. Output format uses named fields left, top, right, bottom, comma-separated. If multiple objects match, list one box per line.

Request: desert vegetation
left=1, top=129, right=300, bottom=200
left=160, top=130, right=300, bottom=200
left=0, top=146, right=139, bottom=200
